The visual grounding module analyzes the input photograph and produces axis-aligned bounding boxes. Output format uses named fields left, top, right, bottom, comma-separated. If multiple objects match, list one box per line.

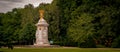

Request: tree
left=19, top=23, right=35, bottom=45
left=67, top=13, right=96, bottom=47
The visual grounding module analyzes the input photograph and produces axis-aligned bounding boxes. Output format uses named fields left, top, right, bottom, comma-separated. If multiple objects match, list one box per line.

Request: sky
left=0, top=0, right=53, bottom=13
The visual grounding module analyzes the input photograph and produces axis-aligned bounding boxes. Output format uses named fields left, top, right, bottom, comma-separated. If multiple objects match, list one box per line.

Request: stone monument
left=34, top=10, right=50, bottom=46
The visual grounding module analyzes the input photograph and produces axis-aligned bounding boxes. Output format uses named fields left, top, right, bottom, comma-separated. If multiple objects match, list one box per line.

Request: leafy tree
left=68, top=13, right=96, bottom=47
left=19, top=23, right=35, bottom=45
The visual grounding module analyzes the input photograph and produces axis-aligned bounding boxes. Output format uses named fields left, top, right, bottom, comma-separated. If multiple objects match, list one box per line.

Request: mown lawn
left=0, top=47, right=120, bottom=52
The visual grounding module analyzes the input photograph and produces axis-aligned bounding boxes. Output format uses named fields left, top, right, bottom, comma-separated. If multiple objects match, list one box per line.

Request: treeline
left=0, top=0, right=120, bottom=48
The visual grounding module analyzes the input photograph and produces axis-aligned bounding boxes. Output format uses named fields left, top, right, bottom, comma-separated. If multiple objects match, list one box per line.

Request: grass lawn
left=0, top=47, right=120, bottom=52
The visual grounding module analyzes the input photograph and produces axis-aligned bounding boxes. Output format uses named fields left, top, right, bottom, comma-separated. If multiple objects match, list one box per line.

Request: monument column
left=34, top=10, right=50, bottom=46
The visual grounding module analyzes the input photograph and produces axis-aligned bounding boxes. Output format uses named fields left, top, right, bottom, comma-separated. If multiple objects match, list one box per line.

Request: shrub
left=112, top=36, right=120, bottom=48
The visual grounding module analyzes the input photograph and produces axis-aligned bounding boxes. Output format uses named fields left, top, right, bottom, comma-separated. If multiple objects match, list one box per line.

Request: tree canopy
left=0, top=0, right=120, bottom=48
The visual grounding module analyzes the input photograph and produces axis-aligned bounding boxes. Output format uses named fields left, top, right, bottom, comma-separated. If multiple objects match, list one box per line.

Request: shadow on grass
left=0, top=51, right=4, bottom=52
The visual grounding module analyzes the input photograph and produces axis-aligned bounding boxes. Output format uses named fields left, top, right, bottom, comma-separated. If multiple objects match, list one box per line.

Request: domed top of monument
left=36, top=18, right=48, bottom=26
left=36, top=10, right=49, bottom=26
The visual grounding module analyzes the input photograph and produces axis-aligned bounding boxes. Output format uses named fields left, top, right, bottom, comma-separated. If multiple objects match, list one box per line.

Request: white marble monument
left=34, top=10, right=50, bottom=46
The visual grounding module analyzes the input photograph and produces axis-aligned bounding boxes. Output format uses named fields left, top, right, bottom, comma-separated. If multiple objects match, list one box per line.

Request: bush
left=96, top=45, right=106, bottom=48
left=78, top=37, right=96, bottom=48
left=111, top=36, right=120, bottom=48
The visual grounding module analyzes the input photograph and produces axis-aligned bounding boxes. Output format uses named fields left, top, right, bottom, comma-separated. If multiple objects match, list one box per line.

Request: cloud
left=0, top=0, right=53, bottom=13
left=0, top=0, right=23, bottom=2
left=0, top=0, right=24, bottom=13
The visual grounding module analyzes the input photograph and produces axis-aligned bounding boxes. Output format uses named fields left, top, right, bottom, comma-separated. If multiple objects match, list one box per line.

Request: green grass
left=0, top=48, right=120, bottom=52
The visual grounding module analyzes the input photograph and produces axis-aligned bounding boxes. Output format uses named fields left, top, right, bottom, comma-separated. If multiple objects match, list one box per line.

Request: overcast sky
left=0, top=0, right=53, bottom=13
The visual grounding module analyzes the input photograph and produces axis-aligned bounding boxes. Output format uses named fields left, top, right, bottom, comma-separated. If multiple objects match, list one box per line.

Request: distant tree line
left=0, top=0, right=120, bottom=48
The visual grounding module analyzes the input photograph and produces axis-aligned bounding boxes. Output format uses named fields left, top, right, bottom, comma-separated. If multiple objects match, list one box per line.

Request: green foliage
left=78, top=36, right=96, bottom=48
left=67, top=13, right=96, bottom=47
left=0, top=0, right=120, bottom=48
left=19, top=23, right=35, bottom=45
left=44, top=2, right=60, bottom=42
left=96, top=45, right=106, bottom=48
left=68, top=13, right=95, bottom=42
left=112, top=36, right=120, bottom=48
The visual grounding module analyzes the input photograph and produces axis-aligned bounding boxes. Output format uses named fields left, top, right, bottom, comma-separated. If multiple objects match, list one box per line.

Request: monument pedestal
left=13, top=45, right=60, bottom=48
left=34, top=10, right=50, bottom=47
left=34, top=43, right=50, bottom=46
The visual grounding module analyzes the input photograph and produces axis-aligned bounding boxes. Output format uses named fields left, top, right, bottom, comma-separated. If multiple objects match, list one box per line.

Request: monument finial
left=39, top=10, right=44, bottom=19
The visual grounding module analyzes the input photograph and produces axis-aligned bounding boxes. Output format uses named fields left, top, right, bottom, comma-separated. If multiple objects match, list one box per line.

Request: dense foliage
left=0, top=0, right=120, bottom=48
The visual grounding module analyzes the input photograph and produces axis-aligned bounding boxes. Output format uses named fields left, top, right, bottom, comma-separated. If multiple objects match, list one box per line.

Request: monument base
left=32, top=45, right=60, bottom=48
left=34, top=43, right=50, bottom=46
left=14, top=45, right=60, bottom=48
